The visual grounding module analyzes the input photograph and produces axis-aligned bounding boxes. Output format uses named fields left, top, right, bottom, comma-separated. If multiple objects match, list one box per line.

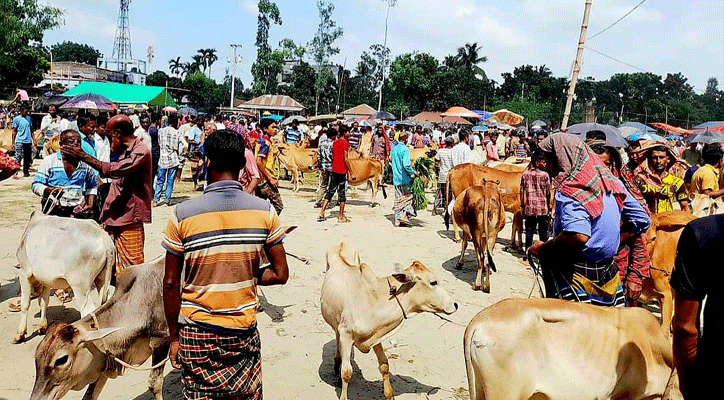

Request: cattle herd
left=10, top=144, right=690, bottom=400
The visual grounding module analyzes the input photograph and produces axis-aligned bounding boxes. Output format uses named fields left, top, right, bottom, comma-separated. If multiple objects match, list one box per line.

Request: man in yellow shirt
left=634, top=145, right=691, bottom=214
left=691, top=144, right=724, bottom=198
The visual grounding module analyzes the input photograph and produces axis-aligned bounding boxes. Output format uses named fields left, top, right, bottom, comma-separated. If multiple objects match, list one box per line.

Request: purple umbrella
left=61, top=93, right=117, bottom=111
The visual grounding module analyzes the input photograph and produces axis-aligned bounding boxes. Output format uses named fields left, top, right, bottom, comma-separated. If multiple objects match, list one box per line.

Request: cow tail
left=484, top=195, right=497, bottom=273
left=463, top=326, right=481, bottom=400
left=444, top=179, right=451, bottom=230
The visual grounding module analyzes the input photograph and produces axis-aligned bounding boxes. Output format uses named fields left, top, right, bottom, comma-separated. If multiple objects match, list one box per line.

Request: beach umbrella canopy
left=60, top=93, right=117, bottom=111
left=491, top=109, right=524, bottom=126
left=472, top=125, right=488, bottom=131
left=566, top=123, right=628, bottom=148
left=178, top=106, right=198, bottom=116
left=619, top=122, right=656, bottom=134
left=280, top=115, right=307, bottom=126
left=371, top=110, right=396, bottom=120
left=531, top=120, right=547, bottom=128
left=307, top=114, right=340, bottom=125
left=162, top=106, right=177, bottom=113
left=396, top=119, right=419, bottom=127
left=688, top=130, right=724, bottom=144
left=441, top=106, right=481, bottom=119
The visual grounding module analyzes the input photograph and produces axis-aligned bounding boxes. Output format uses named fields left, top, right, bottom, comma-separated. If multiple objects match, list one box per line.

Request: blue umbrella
left=625, top=132, right=667, bottom=142
left=566, top=123, right=628, bottom=148
left=619, top=122, right=656, bottom=134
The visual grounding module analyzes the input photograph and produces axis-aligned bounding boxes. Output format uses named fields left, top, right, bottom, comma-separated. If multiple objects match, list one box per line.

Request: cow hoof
left=482, top=285, right=491, bottom=294
left=12, top=333, right=25, bottom=344
left=472, top=284, right=481, bottom=291
left=37, top=325, right=47, bottom=335
left=455, top=262, right=463, bottom=270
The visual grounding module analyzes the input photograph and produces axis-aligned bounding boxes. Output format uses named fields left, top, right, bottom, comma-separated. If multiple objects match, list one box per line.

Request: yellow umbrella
left=440, top=106, right=481, bottom=119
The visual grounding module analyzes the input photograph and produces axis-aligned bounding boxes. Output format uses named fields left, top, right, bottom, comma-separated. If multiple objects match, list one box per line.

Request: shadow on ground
left=132, top=369, right=182, bottom=400
left=318, top=340, right=440, bottom=399
left=0, top=277, right=19, bottom=303
left=383, top=214, right=425, bottom=227
left=257, top=288, right=293, bottom=323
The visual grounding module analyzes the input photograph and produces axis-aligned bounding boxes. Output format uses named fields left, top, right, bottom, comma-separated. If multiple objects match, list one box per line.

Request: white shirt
left=40, top=114, right=63, bottom=139
left=432, top=129, right=442, bottom=144
left=134, top=127, right=152, bottom=151
left=215, top=122, right=226, bottom=131
left=93, top=133, right=111, bottom=183
left=451, top=142, right=472, bottom=166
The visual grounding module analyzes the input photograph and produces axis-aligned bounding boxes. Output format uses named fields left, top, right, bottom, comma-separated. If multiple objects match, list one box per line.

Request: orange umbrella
left=492, top=109, right=524, bottom=126
left=440, top=106, right=481, bottom=119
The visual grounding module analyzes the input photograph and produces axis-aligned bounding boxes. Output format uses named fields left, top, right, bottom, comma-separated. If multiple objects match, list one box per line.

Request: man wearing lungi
left=162, top=129, right=289, bottom=399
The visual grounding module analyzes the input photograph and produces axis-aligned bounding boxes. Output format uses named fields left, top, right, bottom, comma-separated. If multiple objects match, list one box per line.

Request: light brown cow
left=0, top=128, right=43, bottom=152
left=691, top=193, right=724, bottom=217
left=277, top=145, right=317, bottom=192
left=638, top=211, right=697, bottom=337
left=321, top=242, right=457, bottom=400
left=464, top=298, right=683, bottom=400
left=453, top=182, right=507, bottom=292
left=345, top=157, right=384, bottom=207
left=446, top=163, right=525, bottom=242
left=409, top=146, right=436, bottom=163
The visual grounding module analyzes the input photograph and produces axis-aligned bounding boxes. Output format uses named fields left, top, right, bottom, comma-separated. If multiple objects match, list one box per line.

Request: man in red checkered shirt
left=520, top=150, right=552, bottom=262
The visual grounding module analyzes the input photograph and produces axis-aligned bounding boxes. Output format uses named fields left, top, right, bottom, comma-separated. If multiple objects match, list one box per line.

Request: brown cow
left=446, top=163, right=525, bottom=243
left=638, top=211, right=697, bottom=337
left=453, top=182, right=507, bottom=292
left=346, top=157, right=384, bottom=207
left=277, top=145, right=317, bottom=192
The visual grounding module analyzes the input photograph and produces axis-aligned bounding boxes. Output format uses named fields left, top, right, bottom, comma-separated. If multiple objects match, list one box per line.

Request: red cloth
left=331, top=138, right=349, bottom=174
left=520, top=168, right=551, bottom=216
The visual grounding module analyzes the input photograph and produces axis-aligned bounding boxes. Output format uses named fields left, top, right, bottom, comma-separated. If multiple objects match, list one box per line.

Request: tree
left=50, top=41, right=102, bottom=65
left=184, top=72, right=225, bottom=113
left=197, top=48, right=217, bottom=78
left=255, top=0, right=282, bottom=56
left=191, top=54, right=204, bottom=74
left=145, top=70, right=170, bottom=87
left=706, top=77, right=719, bottom=95
left=308, top=0, right=343, bottom=114
left=455, top=42, right=487, bottom=78
left=251, top=0, right=282, bottom=94
left=279, top=62, right=316, bottom=109
left=278, top=38, right=306, bottom=61
left=0, top=0, right=63, bottom=86
left=169, top=56, right=181, bottom=77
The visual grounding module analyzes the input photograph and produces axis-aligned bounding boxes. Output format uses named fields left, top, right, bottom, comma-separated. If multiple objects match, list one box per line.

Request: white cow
left=14, top=212, right=116, bottom=343
left=464, top=298, right=683, bottom=400
left=321, top=242, right=458, bottom=400
left=691, top=193, right=724, bottom=217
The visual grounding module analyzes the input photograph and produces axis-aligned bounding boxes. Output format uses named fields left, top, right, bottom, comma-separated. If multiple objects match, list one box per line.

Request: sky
left=43, top=0, right=724, bottom=94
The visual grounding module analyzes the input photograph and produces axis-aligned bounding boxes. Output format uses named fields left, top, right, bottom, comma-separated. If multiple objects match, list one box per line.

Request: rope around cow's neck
left=386, top=277, right=408, bottom=320
left=89, top=312, right=169, bottom=372
left=41, top=188, right=63, bottom=215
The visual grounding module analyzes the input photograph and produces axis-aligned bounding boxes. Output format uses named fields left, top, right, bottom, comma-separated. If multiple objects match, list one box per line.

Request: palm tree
left=169, top=57, right=181, bottom=77
left=456, top=42, right=488, bottom=79
left=179, top=62, right=191, bottom=78
left=205, top=48, right=218, bottom=78
left=191, top=54, right=205, bottom=75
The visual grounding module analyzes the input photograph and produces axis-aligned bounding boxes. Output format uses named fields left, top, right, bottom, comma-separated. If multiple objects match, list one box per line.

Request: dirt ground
left=0, top=161, right=539, bottom=400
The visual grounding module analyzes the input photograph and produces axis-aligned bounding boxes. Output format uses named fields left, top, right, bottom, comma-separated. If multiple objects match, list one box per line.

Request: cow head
left=691, top=193, right=721, bottom=218
left=392, top=261, right=458, bottom=315
left=31, top=322, right=121, bottom=400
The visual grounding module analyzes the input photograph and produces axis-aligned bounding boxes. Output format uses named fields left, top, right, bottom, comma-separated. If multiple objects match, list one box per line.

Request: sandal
left=317, top=215, right=326, bottom=222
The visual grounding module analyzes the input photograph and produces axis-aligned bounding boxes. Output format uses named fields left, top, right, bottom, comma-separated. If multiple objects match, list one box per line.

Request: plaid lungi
left=179, top=325, right=262, bottom=400
left=434, top=182, right=452, bottom=212
left=107, top=223, right=144, bottom=274
left=550, top=259, right=625, bottom=308
left=393, top=184, right=416, bottom=222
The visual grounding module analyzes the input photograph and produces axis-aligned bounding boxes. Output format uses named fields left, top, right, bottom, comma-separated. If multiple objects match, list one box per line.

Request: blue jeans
left=154, top=167, right=177, bottom=202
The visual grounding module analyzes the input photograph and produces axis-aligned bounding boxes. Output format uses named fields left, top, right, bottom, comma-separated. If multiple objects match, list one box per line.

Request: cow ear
left=392, top=272, right=414, bottom=284
left=78, top=327, right=124, bottom=344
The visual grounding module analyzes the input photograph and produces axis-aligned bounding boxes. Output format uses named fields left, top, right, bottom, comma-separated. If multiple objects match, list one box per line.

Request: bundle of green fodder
left=412, top=158, right=434, bottom=210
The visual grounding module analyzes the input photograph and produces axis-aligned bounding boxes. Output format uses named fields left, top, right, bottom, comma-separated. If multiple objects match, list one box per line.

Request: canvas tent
left=238, top=94, right=304, bottom=113
left=63, top=82, right=178, bottom=107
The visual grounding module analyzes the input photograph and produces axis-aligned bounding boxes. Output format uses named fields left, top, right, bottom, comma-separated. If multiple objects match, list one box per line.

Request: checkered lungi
left=179, top=325, right=262, bottom=400
left=548, top=258, right=625, bottom=308
left=107, top=223, right=145, bottom=274
left=393, top=184, right=416, bottom=222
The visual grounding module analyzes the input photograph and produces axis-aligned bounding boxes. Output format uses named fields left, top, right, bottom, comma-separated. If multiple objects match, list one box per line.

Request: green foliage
left=0, top=0, right=63, bottom=86
left=280, top=62, right=316, bottom=109
left=309, top=0, right=343, bottom=113
left=255, top=0, right=282, bottom=56
left=184, top=72, right=225, bottom=113
left=145, top=70, right=170, bottom=87
left=50, top=41, right=102, bottom=65
left=251, top=49, right=285, bottom=95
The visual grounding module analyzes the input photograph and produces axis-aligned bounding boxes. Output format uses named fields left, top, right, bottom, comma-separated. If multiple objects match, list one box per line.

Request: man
left=434, top=136, right=455, bottom=216
left=431, top=125, right=442, bottom=146
left=318, top=126, right=350, bottom=222
left=451, top=131, right=472, bottom=166
left=634, top=144, right=691, bottom=214
left=134, top=115, right=152, bottom=151
left=391, top=131, right=419, bottom=226
left=671, top=214, right=722, bottom=399
left=255, top=118, right=284, bottom=215
left=186, top=119, right=204, bottom=190
left=315, top=128, right=336, bottom=207
left=12, top=106, right=33, bottom=177
left=590, top=141, right=651, bottom=303
left=163, top=129, right=288, bottom=400
left=75, top=116, right=98, bottom=158
left=519, top=150, right=551, bottom=262
left=681, top=142, right=702, bottom=167
left=32, top=130, right=98, bottom=217
left=284, top=120, right=303, bottom=144
left=61, top=115, right=152, bottom=271
left=690, top=144, right=724, bottom=198
left=12, top=87, right=29, bottom=104
left=411, top=126, right=426, bottom=148
left=93, top=116, right=112, bottom=221
left=40, top=105, right=63, bottom=143
left=214, top=115, right=226, bottom=131
left=155, top=113, right=184, bottom=206
left=485, top=133, right=499, bottom=163
left=129, top=110, right=140, bottom=129
left=149, top=113, right=162, bottom=180
left=239, top=141, right=260, bottom=194
left=347, top=121, right=362, bottom=150
left=529, top=134, right=650, bottom=307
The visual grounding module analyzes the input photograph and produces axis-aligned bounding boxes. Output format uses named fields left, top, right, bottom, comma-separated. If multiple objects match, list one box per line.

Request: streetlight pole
left=378, top=0, right=396, bottom=112
left=229, top=44, right=242, bottom=109
left=561, top=0, right=593, bottom=129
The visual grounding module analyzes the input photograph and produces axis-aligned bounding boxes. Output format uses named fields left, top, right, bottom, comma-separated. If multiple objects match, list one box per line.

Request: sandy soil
left=0, top=162, right=539, bottom=400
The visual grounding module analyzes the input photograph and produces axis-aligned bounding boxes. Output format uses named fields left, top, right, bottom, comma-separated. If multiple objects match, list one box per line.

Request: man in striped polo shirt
left=163, top=129, right=289, bottom=400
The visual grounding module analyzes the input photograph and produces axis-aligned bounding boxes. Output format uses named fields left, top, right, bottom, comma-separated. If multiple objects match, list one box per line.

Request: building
left=97, top=58, right=147, bottom=85
left=37, top=61, right=128, bottom=90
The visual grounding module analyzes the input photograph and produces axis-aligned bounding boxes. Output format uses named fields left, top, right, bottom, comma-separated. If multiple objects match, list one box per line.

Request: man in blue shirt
left=390, top=131, right=418, bottom=226
left=529, top=134, right=650, bottom=307
left=284, top=120, right=303, bottom=144
left=12, top=106, right=33, bottom=177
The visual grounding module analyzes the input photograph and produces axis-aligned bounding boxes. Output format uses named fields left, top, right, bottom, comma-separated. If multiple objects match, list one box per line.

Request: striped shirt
left=32, top=152, right=98, bottom=207
left=162, top=180, right=286, bottom=334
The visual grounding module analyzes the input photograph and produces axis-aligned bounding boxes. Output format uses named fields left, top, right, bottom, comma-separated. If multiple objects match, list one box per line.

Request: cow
left=1, top=128, right=43, bottom=155
left=321, top=242, right=458, bottom=400
left=277, top=145, right=317, bottom=192
left=30, top=256, right=169, bottom=400
left=345, top=157, right=384, bottom=207
left=691, top=193, right=724, bottom=217
left=638, top=211, right=697, bottom=337
left=409, top=146, right=436, bottom=164
left=14, top=212, right=115, bottom=344
left=452, top=182, right=507, bottom=292
left=445, top=163, right=525, bottom=242
left=464, top=298, right=683, bottom=400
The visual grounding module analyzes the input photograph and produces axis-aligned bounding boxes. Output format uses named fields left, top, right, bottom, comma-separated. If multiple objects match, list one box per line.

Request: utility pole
left=378, top=0, right=396, bottom=112
left=561, top=0, right=592, bottom=129
left=228, top=44, right=242, bottom=109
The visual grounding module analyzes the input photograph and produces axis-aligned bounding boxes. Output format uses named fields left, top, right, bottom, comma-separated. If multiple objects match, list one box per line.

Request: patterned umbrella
left=162, top=106, right=177, bottom=113
left=60, top=93, right=117, bottom=111
left=177, top=106, right=198, bottom=116
left=491, top=109, right=524, bottom=126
